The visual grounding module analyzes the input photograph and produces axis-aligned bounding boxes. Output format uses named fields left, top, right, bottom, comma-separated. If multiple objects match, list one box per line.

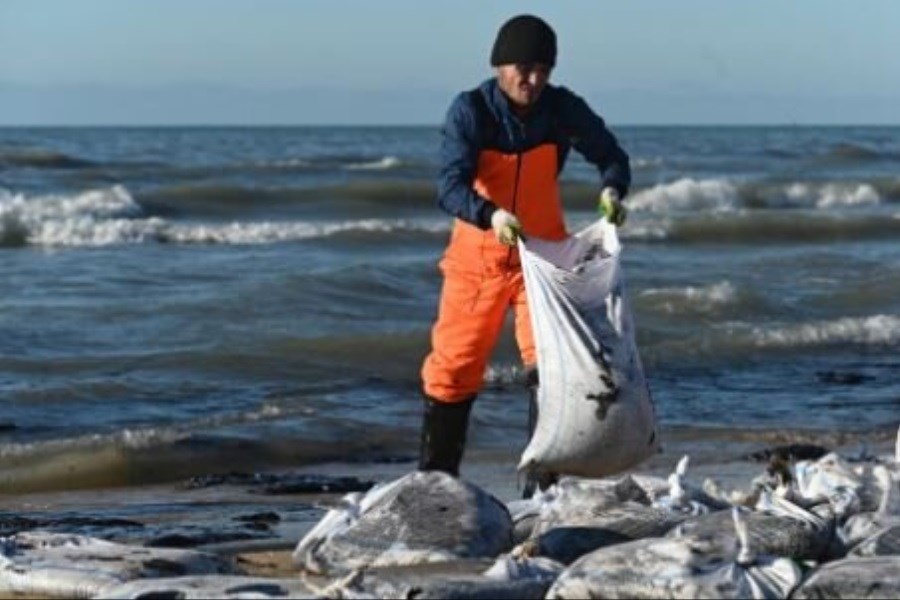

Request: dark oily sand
left=183, top=472, right=375, bottom=495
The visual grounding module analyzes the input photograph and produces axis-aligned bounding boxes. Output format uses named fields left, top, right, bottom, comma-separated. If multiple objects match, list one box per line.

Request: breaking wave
left=750, top=314, right=900, bottom=348
left=638, top=281, right=738, bottom=314
left=626, top=177, right=891, bottom=214
left=0, top=185, right=451, bottom=247
left=0, top=148, right=97, bottom=169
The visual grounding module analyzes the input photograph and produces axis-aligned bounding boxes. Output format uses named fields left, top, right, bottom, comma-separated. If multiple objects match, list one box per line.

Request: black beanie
left=490, top=15, right=557, bottom=67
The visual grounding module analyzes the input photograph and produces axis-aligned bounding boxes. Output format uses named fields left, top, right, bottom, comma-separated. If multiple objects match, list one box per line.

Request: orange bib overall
left=421, top=143, right=567, bottom=403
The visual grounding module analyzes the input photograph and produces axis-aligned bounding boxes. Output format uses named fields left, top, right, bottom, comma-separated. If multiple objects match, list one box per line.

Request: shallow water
left=1, top=125, right=898, bottom=494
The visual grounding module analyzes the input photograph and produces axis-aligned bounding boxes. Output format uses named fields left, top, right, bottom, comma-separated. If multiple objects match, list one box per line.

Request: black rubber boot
left=418, top=395, right=475, bottom=477
left=522, top=368, right=558, bottom=498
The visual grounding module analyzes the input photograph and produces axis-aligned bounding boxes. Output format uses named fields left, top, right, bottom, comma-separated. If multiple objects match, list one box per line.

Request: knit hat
left=490, top=15, right=557, bottom=67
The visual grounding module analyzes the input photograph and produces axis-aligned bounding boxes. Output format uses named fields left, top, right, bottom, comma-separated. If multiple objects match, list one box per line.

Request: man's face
left=496, top=63, right=552, bottom=110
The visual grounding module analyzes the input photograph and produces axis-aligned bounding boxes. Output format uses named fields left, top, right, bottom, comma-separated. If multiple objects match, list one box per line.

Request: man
left=419, top=14, right=631, bottom=486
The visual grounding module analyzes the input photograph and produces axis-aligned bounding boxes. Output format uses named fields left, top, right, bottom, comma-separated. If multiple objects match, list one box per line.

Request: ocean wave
left=643, top=314, right=900, bottom=369
left=638, top=281, right=738, bottom=314
left=660, top=212, right=900, bottom=244
left=257, top=157, right=311, bottom=169
left=0, top=186, right=451, bottom=246
left=5, top=179, right=897, bottom=248
left=344, top=156, right=404, bottom=170
left=750, top=315, right=900, bottom=348
left=0, top=402, right=369, bottom=493
left=0, top=147, right=97, bottom=169
left=162, top=218, right=448, bottom=245
left=632, top=156, right=665, bottom=169
left=0, top=185, right=140, bottom=219
left=626, top=177, right=891, bottom=214
left=0, top=185, right=154, bottom=247
left=762, top=147, right=801, bottom=159
left=139, top=180, right=438, bottom=217
left=785, top=182, right=881, bottom=208
left=216, top=154, right=423, bottom=176
left=77, top=177, right=900, bottom=225
left=33, top=217, right=447, bottom=247
left=0, top=403, right=289, bottom=461
left=228, top=154, right=419, bottom=174
left=627, top=178, right=740, bottom=213
left=820, top=142, right=891, bottom=163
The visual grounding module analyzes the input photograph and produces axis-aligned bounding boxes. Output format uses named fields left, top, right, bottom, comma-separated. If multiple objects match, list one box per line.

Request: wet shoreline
left=1, top=426, right=897, bottom=598
left=3, top=424, right=894, bottom=541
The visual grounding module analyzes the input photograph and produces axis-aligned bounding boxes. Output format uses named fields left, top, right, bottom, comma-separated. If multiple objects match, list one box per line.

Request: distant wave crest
left=0, top=185, right=449, bottom=247
left=628, top=178, right=740, bottom=213
left=345, top=156, right=403, bottom=170
left=626, top=177, right=885, bottom=214
left=0, top=185, right=151, bottom=247
left=162, top=218, right=448, bottom=245
left=785, top=182, right=881, bottom=208
left=750, top=315, right=900, bottom=347
left=0, top=147, right=97, bottom=169
left=820, top=142, right=889, bottom=163
left=639, top=281, right=738, bottom=314
left=644, top=314, right=900, bottom=369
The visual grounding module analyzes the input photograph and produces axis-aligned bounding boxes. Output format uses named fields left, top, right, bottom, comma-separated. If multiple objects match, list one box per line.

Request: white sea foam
left=750, top=315, right=900, bottom=347
left=619, top=222, right=671, bottom=241
left=0, top=185, right=159, bottom=246
left=786, top=182, right=881, bottom=208
left=0, top=186, right=450, bottom=247
left=0, top=426, right=184, bottom=461
left=627, top=178, right=739, bottom=213
left=625, top=179, right=879, bottom=214
left=483, top=363, right=528, bottom=386
left=264, top=158, right=311, bottom=168
left=0, top=185, right=141, bottom=221
left=345, top=156, right=402, bottom=170
left=640, top=281, right=737, bottom=312
left=163, top=217, right=448, bottom=245
left=0, top=402, right=287, bottom=461
left=567, top=216, right=671, bottom=241
left=632, top=157, right=664, bottom=169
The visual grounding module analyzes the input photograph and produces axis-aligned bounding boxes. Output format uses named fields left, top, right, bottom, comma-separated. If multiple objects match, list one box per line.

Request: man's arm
left=556, top=87, right=632, bottom=199
left=436, top=94, right=498, bottom=230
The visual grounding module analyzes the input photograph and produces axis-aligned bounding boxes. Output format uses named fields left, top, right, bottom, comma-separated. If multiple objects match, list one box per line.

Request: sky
left=1, top=0, right=898, bottom=126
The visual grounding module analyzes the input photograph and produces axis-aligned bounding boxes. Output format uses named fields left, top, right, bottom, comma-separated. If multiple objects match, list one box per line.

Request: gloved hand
left=491, top=208, right=522, bottom=246
left=598, top=187, right=627, bottom=226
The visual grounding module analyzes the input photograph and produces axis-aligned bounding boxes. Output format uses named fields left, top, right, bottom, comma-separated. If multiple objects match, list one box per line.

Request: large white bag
left=518, top=220, right=659, bottom=478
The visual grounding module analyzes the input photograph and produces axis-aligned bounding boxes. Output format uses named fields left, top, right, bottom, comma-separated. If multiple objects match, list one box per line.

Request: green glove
left=491, top=208, right=522, bottom=246
left=598, top=187, right=627, bottom=226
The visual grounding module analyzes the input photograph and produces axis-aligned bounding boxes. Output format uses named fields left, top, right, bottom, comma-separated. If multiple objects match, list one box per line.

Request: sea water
left=1, top=125, right=898, bottom=494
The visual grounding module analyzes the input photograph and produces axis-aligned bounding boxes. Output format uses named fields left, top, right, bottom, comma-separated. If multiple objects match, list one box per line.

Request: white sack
left=0, top=532, right=236, bottom=599
left=518, top=220, right=658, bottom=478
left=292, top=471, right=513, bottom=575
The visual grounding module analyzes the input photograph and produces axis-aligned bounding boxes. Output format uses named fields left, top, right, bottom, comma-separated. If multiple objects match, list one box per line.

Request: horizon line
left=3, top=122, right=900, bottom=128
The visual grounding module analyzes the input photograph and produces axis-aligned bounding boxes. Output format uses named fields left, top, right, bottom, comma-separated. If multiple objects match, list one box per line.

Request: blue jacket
left=437, top=78, right=631, bottom=230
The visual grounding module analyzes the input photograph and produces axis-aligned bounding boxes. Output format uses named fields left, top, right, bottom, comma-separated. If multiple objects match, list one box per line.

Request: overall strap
left=466, top=88, right=499, bottom=147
